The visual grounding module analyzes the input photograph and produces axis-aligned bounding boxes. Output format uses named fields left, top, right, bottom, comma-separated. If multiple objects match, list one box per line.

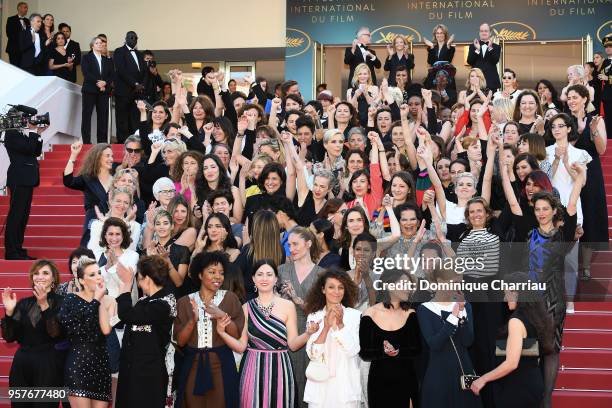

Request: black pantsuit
left=114, top=95, right=140, bottom=143
left=81, top=52, right=114, bottom=144
left=3, top=129, right=42, bottom=259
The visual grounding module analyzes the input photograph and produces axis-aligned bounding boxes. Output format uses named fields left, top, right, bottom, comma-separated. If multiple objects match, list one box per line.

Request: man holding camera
left=143, top=50, right=163, bottom=104
left=3, top=122, right=47, bottom=260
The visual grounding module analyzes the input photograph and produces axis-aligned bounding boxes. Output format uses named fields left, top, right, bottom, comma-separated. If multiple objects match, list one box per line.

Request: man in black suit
left=3, top=121, right=46, bottom=260
left=5, top=2, right=29, bottom=66
left=467, top=23, right=502, bottom=92
left=142, top=50, right=163, bottom=104
left=113, top=31, right=146, bottom=143
left=344, top=26, right=382, bottom=87
left=58, top=23, right=81, bottom=83
left=600, top=36, right=612, bottom=139
left=19, top=13, right=46, bottom=75
left=81, top=36, right=114, bottom=144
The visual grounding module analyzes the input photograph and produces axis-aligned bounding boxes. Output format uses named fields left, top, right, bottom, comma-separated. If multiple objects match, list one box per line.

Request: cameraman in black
left=143, top=50, right=163, bottom=104
left=3, top=119, right=47, bottom=260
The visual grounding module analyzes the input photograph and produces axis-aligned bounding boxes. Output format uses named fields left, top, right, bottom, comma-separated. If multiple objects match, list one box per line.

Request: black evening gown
left=493, top=310, right=544, bottom=408
left=417, top=302, right=482, bottom=408
left=1, top=294, right=66, bottom=408
left=115, top=288, right=177, bottom=408
left=59, top=293, right=111, bottom=401
left=49, top=48, right=71, bottom=81
left=359, top=313, right=421, bottom=408
left=574, top=114, right=609, bottom=248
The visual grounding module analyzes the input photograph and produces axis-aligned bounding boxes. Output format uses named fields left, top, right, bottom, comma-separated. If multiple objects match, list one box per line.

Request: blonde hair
left=110, top=186, right=134, bottom=206
left=351, top=63, right=373, bottom=87
left=465, top=68, right=487, bottom=90
left=162, top=138, right=187, bottom=156
left=493, top=97, right=515, bottom=123
left=258, top=139, right=286, bottom=165
left=392, top=34, right=408, bottom=52
left=568, top=64, right=587, bottom=83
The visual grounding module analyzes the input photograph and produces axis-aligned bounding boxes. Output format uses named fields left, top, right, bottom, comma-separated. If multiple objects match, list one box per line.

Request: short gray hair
left=356, top=26, right=370, bottom=36
left=347, top=127, right=366, bottom=143
left=454, top=172, right=478, bottom=193
left=124, top=134, right=141, bottom=147
left=152, top=177, right=174, bottom=200
left=323, top=129, right=344, bottom=144
left=313, top=169, right=334, bottom=184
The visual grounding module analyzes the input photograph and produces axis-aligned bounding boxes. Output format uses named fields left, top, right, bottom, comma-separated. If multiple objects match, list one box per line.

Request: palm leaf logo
left=286, top=37, right=305, bottom=48
left=493, top=28, right=529, bottom=41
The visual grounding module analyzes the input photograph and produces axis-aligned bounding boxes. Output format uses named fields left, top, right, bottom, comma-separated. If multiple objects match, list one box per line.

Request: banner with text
left=286, top=0, right=611, bottom=100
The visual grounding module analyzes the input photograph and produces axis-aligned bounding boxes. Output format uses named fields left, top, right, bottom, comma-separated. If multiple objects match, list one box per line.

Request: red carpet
left=1, top=143, right=611, bottom=406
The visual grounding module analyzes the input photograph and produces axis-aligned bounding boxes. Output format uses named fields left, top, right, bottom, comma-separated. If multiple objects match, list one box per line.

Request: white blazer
left=303, top=306, right=362, bottom=406
left=88, top=219, right=142, bottom=253
left=94, top=248, right=139, bottom=304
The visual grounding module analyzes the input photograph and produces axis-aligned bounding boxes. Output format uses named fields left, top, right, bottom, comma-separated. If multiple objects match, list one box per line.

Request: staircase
left=1, top=143, right=612, bottom=406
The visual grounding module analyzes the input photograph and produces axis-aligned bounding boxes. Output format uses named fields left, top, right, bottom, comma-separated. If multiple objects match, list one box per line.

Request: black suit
left=344, top=43, right=382, bottom=87
left=64, top=39, right=81, bottom=83
left=81, top=52, right=114, bottom=144
left=467, top=41, right=501, bottom=92
left=384, top=53, right=415, bottom=86
left=3, top=129, right=42, bottom=259
left=601, top=58, right=612, bottom=139
left=113, top=45, right=146, bottom=142
left=5, top=15, right=29, bottom=66
left=19, top=27, right=47, bottom=75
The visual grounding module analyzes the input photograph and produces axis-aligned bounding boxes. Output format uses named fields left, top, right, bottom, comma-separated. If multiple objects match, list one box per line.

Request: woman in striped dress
left=217, top=259, right=319, bottom=407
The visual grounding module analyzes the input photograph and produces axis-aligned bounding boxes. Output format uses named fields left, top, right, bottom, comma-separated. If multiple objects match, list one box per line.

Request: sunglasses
left=126, top=148, right=142, bottom=154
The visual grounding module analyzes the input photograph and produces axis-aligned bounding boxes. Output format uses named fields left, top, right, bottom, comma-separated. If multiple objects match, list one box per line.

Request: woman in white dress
left=303, top=269, right=362, bottom=407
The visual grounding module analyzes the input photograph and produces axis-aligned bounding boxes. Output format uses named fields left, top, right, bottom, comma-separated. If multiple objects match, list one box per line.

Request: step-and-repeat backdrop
left=286, top=0, right=611, bottom=99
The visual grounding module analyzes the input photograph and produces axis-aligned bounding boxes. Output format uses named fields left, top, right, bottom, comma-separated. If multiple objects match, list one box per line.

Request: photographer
left=3, top=120, right=47, bottom=260
left=143, top=50, right=163, bottom=105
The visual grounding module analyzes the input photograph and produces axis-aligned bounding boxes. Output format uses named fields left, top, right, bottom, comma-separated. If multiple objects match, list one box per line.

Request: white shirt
left=32, top=29, right=41, bottom=58
left=480, top=42, right=488, bottom=57
left=126, top=45, right=140, bottom=70
left=358, top=43, right=373, bottom=61
left=437, top=200, right=466, bottom=225
left=93, top=51, right=102, bottom=74
left=545, top=143, right=592, bottom=225
left=304, top=306, right=362, bottom=405
left=64, top=38, right=70, bottom=49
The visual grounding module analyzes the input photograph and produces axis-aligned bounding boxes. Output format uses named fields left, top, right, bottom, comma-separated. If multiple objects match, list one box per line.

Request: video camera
left=0, top=105, right=50, bottom=132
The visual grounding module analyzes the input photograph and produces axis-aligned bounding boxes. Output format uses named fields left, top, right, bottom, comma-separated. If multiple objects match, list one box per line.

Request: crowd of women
left=2, top=22, right=610, bottom=408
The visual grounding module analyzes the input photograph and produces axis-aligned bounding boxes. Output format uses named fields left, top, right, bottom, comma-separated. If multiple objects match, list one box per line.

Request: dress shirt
left=126, top=45, right=140, bottom=69
left=19, top=16, right=26, bottom=29
left=93, top=51, right=102, bottom=73
left=32, top=29, right=41, bottom=58
left=480, top=42, right=488, bottom=56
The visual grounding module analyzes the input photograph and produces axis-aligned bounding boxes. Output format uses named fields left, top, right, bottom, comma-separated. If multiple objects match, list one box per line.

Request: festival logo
left=597, top=20, right=612, bottom=44
left=371, top=25, right=422, bottom=44
left=286, top=28, right=312, bottom=58
left=490, top=22, right=537, bottom=41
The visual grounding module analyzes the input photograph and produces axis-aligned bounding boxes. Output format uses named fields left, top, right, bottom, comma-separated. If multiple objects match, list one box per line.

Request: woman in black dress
left=384, top=34, right=415, bottom=86
left=470, top=272, right=554, bottom=408
left=424, top=24, right=456, bottom=89
left=59, top=256, right=113, bottom=406
left=48, top=32, right=74, bottom=81
left=359, top=269, right=421, bottom=408
left=512, top=90, right=545, bottom=135
left=566, top=84, right=608, bottom=278
left=115, top=255, right=177, bottom=408
left=1, top=260, right=65, bottom=408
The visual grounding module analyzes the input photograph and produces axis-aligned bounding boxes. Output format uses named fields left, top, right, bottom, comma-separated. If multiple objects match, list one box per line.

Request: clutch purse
left=495, top=338, right=539, bottom=357
left=305, top=356, right=329, bottom=382
left=460, top=375, right=480, bottom=390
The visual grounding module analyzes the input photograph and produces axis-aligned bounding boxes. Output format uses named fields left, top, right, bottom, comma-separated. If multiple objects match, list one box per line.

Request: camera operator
left=3, top=121, right=47, bottom=260
left=143, top=50, right=163, bottom=105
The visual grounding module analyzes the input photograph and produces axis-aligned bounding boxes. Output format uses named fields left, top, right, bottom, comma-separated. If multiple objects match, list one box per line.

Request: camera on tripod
left=0, top=105, right=50, bottom=131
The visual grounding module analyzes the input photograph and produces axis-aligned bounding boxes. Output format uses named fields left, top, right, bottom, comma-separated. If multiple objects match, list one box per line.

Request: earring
left=254, top=286, right=258, bottom=293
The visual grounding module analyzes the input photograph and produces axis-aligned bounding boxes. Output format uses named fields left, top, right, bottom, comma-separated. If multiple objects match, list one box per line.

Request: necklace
left=255, top=297, right=275, bottom=320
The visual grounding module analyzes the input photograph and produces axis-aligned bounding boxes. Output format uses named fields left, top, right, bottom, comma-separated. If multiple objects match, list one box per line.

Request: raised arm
left=498, top=140, right=522, bottom=216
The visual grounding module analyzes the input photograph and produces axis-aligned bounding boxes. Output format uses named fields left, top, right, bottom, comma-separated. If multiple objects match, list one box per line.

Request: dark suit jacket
left=64, top=39, right=81, bottom=83
left=5, top=15, right=29, bottom=54
left=427, top=44, right=455, bottom=65
left=112, top=45, right=146, bottom=97
left=81, top=52, right=114, bottom=94
left=384, top=53, right=415, bottom=86
left=344, top=44, right=382, bottom=85
left=467, top=42, right=501, bottom=91
left=4, top=130, right=42, bottom=188
left=19, top=28, right=47, bottom=69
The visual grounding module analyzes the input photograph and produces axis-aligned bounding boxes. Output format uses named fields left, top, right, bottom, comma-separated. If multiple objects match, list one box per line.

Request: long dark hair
left=196, top=154, right=232, bottom=205
left=304, top=268, right=358, bottom=316
left=378, top=269, right=416, bottom=310
left=202, top=212, right=238, bottom=251
left=502, top=272, right=554, bottom=355
left=339, top=206, right=369, bottom=249
left=535, top=79, right=560, bottom=108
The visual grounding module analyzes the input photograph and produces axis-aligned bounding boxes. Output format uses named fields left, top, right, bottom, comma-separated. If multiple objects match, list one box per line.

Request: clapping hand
left=204, top=302, right=226, bottom=320
left=117, top=263, right=134, bottom=293
left=306, top=320, right=320, bottom=335
left=2, top=288, right=17, bottom=316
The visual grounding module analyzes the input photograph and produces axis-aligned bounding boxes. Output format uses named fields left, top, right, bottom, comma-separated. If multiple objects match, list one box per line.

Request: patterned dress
left=59, top=293, right=111, bottom=401
left=239, top=299, right=297, bottom=408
